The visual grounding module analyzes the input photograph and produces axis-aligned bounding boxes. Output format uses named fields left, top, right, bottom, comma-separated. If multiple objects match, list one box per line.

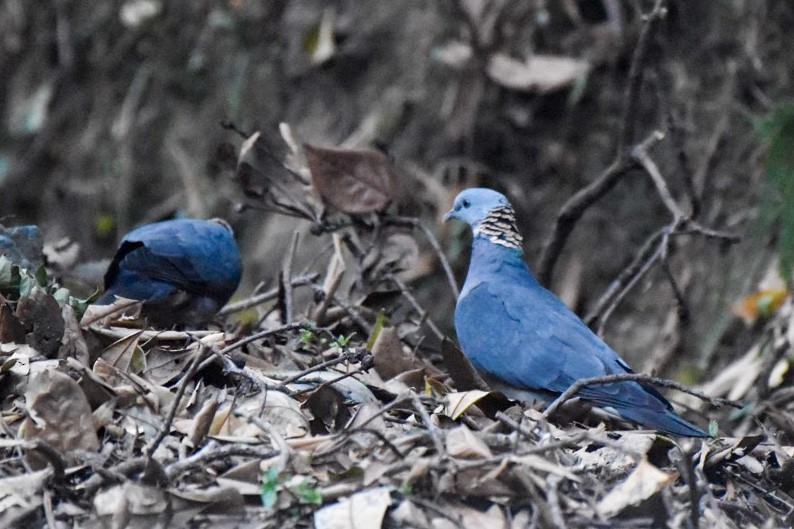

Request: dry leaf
left=309, top=8, right=336, bottom=65
left=372, top=326, right=419, bottom=380
left=0, top=467, right=52, bottom=526
left=19, top=369, right=100, bottom=466
left=15, top=288, right=64, bottom=359
left=0, top=302, right=25, bottom=343
left=186, top=392, right=221, bottom=448
left=237, top=131, right=321, bottom=221
left=314, top=487, right=392, bottom=529
left=446, top=424, right=492, bottom=459
left=434, top=41, right=590, bottom=93
left=508, top=454, right=580, bottom=482
left=100, top=329, right=144, bottom=372
left=305, top=144, right=397, bottom=214
left=362, top=233, right=419, bottom=280
left=94, top=482, right=169, bottom=522
left=441, top=338, right=489, bottom=392
left=303, top=385, right=349, bottom=433
left=597, top=458, right=676, bottom=518
left=444, top=390, right=491, bottom=420
left=58, top=304, right=90, bottom=364
left=80, top=296, right=142, bottom=327
left=732, top=287, right=788, bottom=325
left=487, top=54, right=590, bottom=93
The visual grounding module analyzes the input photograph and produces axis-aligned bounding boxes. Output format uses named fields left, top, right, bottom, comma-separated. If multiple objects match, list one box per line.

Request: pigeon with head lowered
left=445, top=187, right=706, bottom=436
left=95, top=218, right=242, bottom=327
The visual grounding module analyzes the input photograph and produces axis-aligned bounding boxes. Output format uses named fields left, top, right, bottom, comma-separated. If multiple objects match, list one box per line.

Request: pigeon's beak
left=443, top=209, right=455, bottom=222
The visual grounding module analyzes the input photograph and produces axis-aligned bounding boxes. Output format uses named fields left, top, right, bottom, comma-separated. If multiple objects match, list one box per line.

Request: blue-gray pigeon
left=445, top=188, right=706, bottom=436
left=95, top=218, right=242, bottom=327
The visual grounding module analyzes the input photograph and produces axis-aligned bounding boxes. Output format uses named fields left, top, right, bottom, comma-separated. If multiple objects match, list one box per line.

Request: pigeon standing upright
left=95, top=218, right=242, bottom=327
left=445, top=188, right=706, bottom=436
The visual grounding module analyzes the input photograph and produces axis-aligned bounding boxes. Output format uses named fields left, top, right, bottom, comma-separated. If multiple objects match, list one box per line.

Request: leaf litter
left=1, top=125, right=793, bottom=529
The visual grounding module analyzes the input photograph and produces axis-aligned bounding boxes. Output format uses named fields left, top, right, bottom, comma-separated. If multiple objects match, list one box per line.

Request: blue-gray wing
left=109, top=219, right=241, bottom=298
left=455, top=281, right=671, bottom=412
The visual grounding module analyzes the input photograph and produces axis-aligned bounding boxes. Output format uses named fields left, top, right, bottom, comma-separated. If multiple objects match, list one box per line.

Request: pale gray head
left=444, top=188, right=523, bottom=249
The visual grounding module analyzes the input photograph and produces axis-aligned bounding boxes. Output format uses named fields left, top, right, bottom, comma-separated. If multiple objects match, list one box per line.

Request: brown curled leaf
left=305, top=144, right=396, bottom=214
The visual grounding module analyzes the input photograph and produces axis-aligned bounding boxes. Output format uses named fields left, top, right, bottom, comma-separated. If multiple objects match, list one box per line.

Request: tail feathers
left=614, top=405, right=707, bottom=437
left=94, top=290, right=117, bottom=305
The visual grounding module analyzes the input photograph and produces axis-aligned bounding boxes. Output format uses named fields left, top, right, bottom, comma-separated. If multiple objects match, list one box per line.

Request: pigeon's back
left=98, top=218, right=242, bottom=326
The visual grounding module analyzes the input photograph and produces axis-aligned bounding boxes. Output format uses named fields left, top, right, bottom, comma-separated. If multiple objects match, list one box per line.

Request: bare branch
left=218, top=274, right=319, bottom=316
left=618, top=0, right=668, bottom=153
left=384, top=215, right=460, bottom=300
left=543, top=372, right=742, bottom=420
left=387, top=272, right=444, bottom=340
left=537, top=156, right=634, bottom=285
left=537, top=0, right=669, bottom=284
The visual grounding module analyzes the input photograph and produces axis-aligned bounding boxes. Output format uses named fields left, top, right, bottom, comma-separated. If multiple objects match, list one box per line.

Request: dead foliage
left=1, top=122, right=794, bottom=528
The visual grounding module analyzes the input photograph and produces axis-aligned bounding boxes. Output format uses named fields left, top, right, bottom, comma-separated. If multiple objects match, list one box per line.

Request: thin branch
left=145, top=344, right=208, bottom=460
left=218, top=275, right=318, bottom=316
left=279, top=231, right=300, bottom=324
left=276, top=347, right=370, bottom=387
left=417, top=221, right=460, bottom=300
left=585, top=227, right=665, bottom=327
left=386, top=272, right=444, bottom=340
left=537, top=156, right=635, bottom=285
left=661, top=258, right=690, bottom=324
left=384, top=215, right=460, bottom=299
left=546, top=475, right=569, bottom=529
left=633, top=128, right=742, bottom=247
left=315, top=288, right=373, bottom=334
left=537, top=0, right=669, bottom=284
left=595, top=243, right=662, bottom=336
left=632, top=132, right=689, bottom=221
left=411, top=394, right=446, bottom=457
left=542, top=372, right=742, bottom=420
left=165, top=441, right=279, bottom=480
left=674, top=445, right=702, bottom=529
left=219, top=321, right=308, bottom=355
left=668, top=111, right=700, bottom=219
left=618, top=0, right=667, bottom=153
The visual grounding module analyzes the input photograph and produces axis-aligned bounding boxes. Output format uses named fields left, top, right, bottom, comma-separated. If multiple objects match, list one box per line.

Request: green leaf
left=52, top=287, right=71, bottom=305
left=299, top=328, right=315, bottom=344
left=18, top=275, right=35, bottom=298
left=366, top=310, right=386, bottom=349
left=95, top=214, right=116, bottom=238
left=293, top=479, right=322, bottom=505
left=708, top=420, right=719, bottom=438
left=33, top=265, right=48, bottom=288
left=260, top=468, right=280, bottom=508
left=758, top=102, right=794, bottom=282
left=0, top=255, right=16, bottom=290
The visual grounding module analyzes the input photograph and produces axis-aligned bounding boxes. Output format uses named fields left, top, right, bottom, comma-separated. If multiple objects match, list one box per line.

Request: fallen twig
left=386, top=272, right=444, bottom=340
left=218, top=274, right=319, bottom=316
left=543, top=372, right=742, bottom=420
left=145, top=344, right=208, bottom=460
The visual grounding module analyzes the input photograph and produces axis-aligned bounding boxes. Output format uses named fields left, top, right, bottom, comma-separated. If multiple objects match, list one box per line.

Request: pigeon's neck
left=461, top=236, right=537, bottom=296
left=473, top=205, right=523, bottom=249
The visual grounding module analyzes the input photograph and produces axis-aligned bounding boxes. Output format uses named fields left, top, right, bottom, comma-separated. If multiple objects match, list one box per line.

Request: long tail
left=615, top=405, right=707, bottom=437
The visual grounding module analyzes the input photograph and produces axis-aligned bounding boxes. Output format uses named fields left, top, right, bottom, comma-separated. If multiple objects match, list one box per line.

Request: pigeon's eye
left=462, top=199, right=471, bottom=208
